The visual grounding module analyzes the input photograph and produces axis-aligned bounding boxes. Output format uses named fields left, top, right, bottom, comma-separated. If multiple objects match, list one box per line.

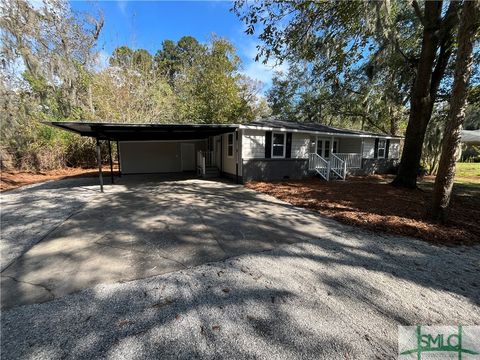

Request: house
left=48, top=118, right=402, bottom=190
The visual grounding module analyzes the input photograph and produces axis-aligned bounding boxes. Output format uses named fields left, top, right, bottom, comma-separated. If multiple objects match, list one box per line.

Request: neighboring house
left=49, top=118, right=402, bottom=188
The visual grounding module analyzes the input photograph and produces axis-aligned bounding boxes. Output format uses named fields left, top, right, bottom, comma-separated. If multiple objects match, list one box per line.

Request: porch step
left=202, top=166, right=220, bottom=178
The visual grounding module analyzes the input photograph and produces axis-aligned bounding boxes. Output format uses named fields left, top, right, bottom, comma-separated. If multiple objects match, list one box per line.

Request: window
left=378, top=139, right=386, bottom=158
left=227, top=133, right=234, bottom=157
left=272, top=132, right=286, bottom=158
left=333, top=140, right=338, bottom=154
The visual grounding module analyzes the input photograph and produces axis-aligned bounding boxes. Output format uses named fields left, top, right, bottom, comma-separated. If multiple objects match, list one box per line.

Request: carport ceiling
left=46, top=122, right=239, bottom=141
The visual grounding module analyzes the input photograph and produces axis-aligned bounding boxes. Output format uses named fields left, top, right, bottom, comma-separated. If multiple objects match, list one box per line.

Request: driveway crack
left=1, top=275, right=55, bottom=300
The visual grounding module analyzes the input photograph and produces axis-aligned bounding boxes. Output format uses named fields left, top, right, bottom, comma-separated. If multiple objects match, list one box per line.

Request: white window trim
left=377, top=139, right=386, bottom=158
left=227, top=133, right=234, bottom=158
left=271, top=132, right=286, bottom=158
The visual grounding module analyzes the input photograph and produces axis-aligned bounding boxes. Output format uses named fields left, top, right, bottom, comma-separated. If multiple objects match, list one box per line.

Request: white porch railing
left=308, top=153, right=330, bottom=180
left=334, top=153, right=362, bottom=169
left=330, top=153, right=347, bottom=180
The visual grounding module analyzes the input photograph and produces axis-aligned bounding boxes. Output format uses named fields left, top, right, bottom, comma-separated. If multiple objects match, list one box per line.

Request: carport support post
left=108, top=140, right=114, bottom=184
left=96, top=138, right=104, bottom=193
left=116, top=140, right=122, bottom=177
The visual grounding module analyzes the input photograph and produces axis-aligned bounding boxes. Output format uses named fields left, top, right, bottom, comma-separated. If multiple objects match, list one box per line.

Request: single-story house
left=48, top=118, right=402, bottom=191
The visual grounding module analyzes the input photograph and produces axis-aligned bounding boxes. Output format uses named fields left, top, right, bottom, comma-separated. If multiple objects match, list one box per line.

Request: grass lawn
left=455, top=162, right=480, bottom=178
left=246, top=163, right=480, bottom=246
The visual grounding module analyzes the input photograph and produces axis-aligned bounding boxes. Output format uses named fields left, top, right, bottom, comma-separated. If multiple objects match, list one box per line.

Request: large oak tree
left=234, top=0, right=463, bottom=188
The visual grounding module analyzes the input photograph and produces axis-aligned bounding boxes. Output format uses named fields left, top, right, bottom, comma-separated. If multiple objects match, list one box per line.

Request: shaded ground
left=1, top=175, right=479, bottom=359
left=2, top=175, right=342, bottom=309
left=246, top=174, right=480, bottom=246
left=0, top=167, right=107, bottom=192
left=2, top=237, right=480, bottom=360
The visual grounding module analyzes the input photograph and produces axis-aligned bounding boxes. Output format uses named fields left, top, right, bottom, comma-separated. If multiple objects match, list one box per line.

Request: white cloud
left=117, top=0, right=127, bottom=15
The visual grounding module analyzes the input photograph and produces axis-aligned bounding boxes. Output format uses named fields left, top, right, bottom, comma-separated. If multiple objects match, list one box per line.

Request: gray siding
left=243, top=159, right=309, bottom=182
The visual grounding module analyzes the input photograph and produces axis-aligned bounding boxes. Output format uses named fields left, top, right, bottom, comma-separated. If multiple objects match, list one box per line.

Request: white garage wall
left=119, top=140, right=205, bottom=174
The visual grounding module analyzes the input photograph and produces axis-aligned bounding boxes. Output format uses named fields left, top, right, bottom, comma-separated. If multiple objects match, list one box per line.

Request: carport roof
left=46, top=122, right=239, bottom=141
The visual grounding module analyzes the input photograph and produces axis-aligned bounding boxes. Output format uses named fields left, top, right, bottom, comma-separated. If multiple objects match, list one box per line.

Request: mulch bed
left=246, top=176, right=480, bottom=246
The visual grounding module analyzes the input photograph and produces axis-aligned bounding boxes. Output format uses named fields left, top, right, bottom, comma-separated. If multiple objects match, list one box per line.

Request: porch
left=307, top=136, right=364, bottom=180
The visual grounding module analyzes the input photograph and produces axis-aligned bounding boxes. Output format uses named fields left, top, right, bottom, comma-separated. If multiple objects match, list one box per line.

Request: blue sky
left=70, top=0, right=286, bottom=92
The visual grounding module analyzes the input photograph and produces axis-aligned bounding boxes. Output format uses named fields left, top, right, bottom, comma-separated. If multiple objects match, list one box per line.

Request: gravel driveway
left=1, top=176, right=479, bottom=359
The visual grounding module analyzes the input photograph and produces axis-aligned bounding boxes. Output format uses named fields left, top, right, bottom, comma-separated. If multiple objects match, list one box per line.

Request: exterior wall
left=389, top=139, right=401, bottom=159
left=242, top=159, right=309, bottom=182
left=239, top=130, right=402, bottom=181
left=242, top=129, right=265, bottom=159
left=362, top=138, right=375, bottom=158
left=119, top=140, right=205, bottom=174
left=361, top=158, right=399, bottom=175
left=338, top=138, right=362, bottom=153
left=291, top=133, right=310, bottom=159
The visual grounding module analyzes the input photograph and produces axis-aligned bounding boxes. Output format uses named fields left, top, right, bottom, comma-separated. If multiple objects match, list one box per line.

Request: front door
left=181, top=143, right=195, bottom=171
left=316, top=138, right=337, bottom=159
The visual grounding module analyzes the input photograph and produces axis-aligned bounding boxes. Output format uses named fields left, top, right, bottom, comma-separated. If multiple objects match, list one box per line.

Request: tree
left=1, top=0, right=103, bottom=170
left=392, top=1, right=461, bottom=188
left=110, top=46, right=134, bottom=68
left=175, top=36, right=245, bottom=123
left=233, top=1, right=464, bottom=187
left=430, top=0, right=479, bottom=222
left=154, top=36, right=203, bottom=86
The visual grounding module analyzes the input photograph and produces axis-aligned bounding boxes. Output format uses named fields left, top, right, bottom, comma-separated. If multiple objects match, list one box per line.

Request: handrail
left=308, top=153, right=330, bottom=180
left=330, top=153, right=346, bottom=180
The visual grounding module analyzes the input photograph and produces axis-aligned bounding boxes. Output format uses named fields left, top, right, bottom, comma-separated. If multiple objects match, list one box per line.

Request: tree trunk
left=430, top=0, right=479, bottom=222
left=392, top=1, right=460, bottom=188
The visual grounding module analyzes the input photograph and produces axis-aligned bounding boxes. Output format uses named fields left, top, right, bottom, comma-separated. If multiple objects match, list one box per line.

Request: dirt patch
left=0, top=167, right=117, bottom=192
left=246, top=176, right=480, bottom=246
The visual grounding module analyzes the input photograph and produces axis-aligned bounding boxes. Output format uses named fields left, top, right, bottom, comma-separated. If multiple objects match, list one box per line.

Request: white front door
left=181, top=143, right=195, bottom=171
left=316, top=138, right=337, bottom=159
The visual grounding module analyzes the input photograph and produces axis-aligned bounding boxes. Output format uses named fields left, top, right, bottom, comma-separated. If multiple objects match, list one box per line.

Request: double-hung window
left=377, top=139, right=386, bottom=158
left=227, top=133, right=234, bottom=158
left=272, top=132, right=286, bottom=158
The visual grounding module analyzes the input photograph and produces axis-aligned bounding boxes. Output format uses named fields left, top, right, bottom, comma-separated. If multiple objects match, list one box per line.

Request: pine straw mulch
left=245, top=175, right=480, bottom=246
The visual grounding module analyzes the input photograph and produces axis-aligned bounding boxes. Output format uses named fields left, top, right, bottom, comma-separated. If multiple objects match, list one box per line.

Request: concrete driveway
left=1, top=175, right=479, bottom=359
left=1, top=175, right=348, bottom=309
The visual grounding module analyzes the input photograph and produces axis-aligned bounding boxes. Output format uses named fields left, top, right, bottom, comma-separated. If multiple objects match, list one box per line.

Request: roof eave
left=238, top=124, right=403, bottom=139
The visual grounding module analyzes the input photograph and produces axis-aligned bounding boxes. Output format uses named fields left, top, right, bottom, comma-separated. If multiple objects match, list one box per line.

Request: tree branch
left=411, top=0, right=425, bottom=26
